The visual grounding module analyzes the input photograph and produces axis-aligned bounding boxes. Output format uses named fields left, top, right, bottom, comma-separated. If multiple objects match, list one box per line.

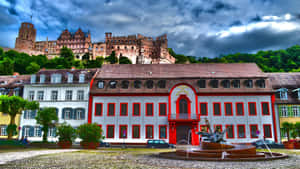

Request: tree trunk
left=287, top=128, right=290, bottom=141
left=43, top=126, right=49, bottom=143
left=7, top=115, right=16, bottom=140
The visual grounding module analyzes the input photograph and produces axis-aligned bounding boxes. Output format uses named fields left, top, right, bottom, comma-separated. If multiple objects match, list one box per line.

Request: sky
left=1, top=0, right=300, bottom=58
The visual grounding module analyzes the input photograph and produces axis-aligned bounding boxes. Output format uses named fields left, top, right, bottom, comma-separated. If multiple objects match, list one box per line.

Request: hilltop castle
left=14, top=22, right=175, bottom=64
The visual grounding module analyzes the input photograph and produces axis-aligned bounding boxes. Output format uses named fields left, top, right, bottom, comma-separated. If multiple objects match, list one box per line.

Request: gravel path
left=0, top=149, right=78, bottom=165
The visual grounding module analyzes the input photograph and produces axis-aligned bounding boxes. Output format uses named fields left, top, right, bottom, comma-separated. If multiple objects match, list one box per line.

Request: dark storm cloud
left=0, top=0, right=300, bottom=57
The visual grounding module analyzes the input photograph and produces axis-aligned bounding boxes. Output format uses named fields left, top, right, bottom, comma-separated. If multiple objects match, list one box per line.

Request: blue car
left=146, top=139, right=175, bottom=148
left=99, top=140, right=110, bottom=147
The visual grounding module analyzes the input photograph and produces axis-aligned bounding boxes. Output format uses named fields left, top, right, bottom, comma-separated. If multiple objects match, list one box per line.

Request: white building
left=89, top=64, right=280, bottom=145
left=19, top=68, right=97, bottom=141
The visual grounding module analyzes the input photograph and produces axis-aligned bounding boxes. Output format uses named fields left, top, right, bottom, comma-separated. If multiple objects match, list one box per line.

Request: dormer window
left=293, top=88, right=300, bottom=100
left=40, top=74, right=45, bottom=83
left=232, top=80, right=240, bottom=88
left=79, top=74, right=85, bottom=83
left=109, top=81, right=117, bottom=88
left=134, top=80, right=142, bottom=89
left=210, top=80, right=218, bottom=88
left=276, top=88, right=288, bottom=100
left=0, top=81, right=6, bottom=85
left=146, top=80, right=154, bottom=89
left=51, top=74, right=62, bottom=83
left=197, top=80, right=206, bottom=88
left=221, top=80, right=230, bottom=88
left=98, top=81, right=104, bottom=89
left=31, top=75, right=36, bottom=84
left=256, top=79, right=265, bottom=88
left=245, top=80, right=253, bottom=88
left=158, top=80, right=166, bottom=88
left=121, top=81, right=129, bottom=89
left=68, top=73, right=73, bottom=83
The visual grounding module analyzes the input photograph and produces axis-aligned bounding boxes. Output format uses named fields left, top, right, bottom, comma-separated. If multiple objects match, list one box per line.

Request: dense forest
left=1, top=45, right=300, bottom=75
left=169, top=45, right=300, bottom=72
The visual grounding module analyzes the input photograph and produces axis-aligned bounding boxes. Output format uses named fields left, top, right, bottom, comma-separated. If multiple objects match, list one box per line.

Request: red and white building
left=88, top=64, right=280, bottom=145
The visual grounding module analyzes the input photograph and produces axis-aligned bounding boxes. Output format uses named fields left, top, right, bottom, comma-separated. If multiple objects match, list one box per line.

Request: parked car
left=251, top=139, right=284, bottom=149
left=99, top=140, right=110, bottom=147
left=146, top=139, right=175, bottom=148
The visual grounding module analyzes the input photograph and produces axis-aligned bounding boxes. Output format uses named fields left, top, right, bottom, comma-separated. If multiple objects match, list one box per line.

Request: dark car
left=146, top=139, right=175, bottom=148
left=251, top=139, right=284, bottom=149
left=99, top=140, right=110, bottom=147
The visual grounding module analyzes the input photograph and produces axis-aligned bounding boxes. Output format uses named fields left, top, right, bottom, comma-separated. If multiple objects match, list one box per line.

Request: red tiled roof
left=97, top=63, right=265, bottom=79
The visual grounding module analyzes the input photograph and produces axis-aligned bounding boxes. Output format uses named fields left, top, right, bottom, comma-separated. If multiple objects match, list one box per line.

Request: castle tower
left=15, top=22, right=36, bottom=50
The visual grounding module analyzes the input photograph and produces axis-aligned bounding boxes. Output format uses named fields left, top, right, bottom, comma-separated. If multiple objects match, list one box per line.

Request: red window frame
left=159, top=125, right=168, bottom=139
left=120, top=103, right=128, bottom=116
left=106, top=125, right=115, bottom=139
left=107, top=103, right=115, bottom=116
left=159, top=103, right=167, bottom=116
left=235, top=102, right=244, bottom=116
left=146, top=103, right=154, bottom=116
left=132, top=125, right=140, bottom=139
left=98, top=125, right=102, bottom=135
left=214, top=124, right=222, bottom=132
left=237, top=124, right=246, bottom=138
left=94, top=103, right=103, bottom=116
left=226, top=124, right=234, bottom=139
left=224, top=102, right=233, bottom=116
left=145, top=125, right=154, bottom=139
left=213, top=102, right=221, bottom=116
left=199, top=102, right=208, bottom=116
left=261, top=102, right=270, bottom=116
left=132, top=103, right=141, bottom=116
left=250, top=124, right=259, bottom=138
left=200, top=125, right=209, bottom=132
left=263, top=124, right=272, bottom=138
left=248, top=102, right=257, bottom=116
left=119, top=125, right=128, bottom=139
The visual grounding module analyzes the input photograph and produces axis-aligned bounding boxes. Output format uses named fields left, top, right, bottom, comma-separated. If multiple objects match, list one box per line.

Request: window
left=79, top=74, right=85, bottom=83
left=146, top=125, right=154, bottom=139
left=214, top=125, right=222, bottom=132
left=146, top=80, right=154, bottom=89
left=98, top=81, right=104, bottom=89
left=65, top=90, right=72, bottom=101
left=0, top=126, right=7, bottom=136
left=225, top=102, right=233, bottom=116
left=119, top=125, right=127, bottom=139
left=31, top=75, right=36, bottom=83
left=121, top=81, right=129, bottom=89
left=133, top=103, right=140, bottom=116
left=280, top=106, right=288, bottom=117
left=23, top=126, right=30, bottom=137
left=277, top=88, right=288, bottom=100
left=232, top=80, right=240, bottom=88
left=197, top=80, right=206, bottom=88
left=108, top=103, right=115, bottom=116
left=48, top=127, right=56, bottom=137
left=159, top=125, right=167, bottom=139
left=34, top=126, right=41, bottom=137
left=213, top=102, right=221, bottom=116
left=158, top=80, right=166, bottom=88
left=28, top=91, right=34, bottom=101
left=37, top=91, right=44, bottom=101
left=248, top=102, right=257, bottom=116
left=250, top=124, right=258, bottom=138
left=106, top=125, right=114, bottom=138
left=200, top=102, right=208, bottom=116
left=245, top=80, right=253, bottom=88
left=261, top=102, right=270, bottom=115
left=210, top=80, right=218, bottom=88
left=222, top=80, right=230, bottom=88
left=95, top=103, right=103, bottom=116
left=158, top=103, right=167, bottom=116
left=146, top=103, right=153, bottom=116
left=75, top=108, right=85, bottom=120
left=62, top=108, right=72, bottom=120
left=292, top=106, right=299, bottom=117
left=256, top=79, right=265, bottom=88
left=109, top=81, right=117, bottom=88
left=40, top=74, right=45, bottom=83
left=237, top=125, right=246, bottom=138
left=13, top=88, right=20, bottom=96
left=263, top=124, right=272, bottom=138
left=200, top=125, right=209, bottom=132
left=67, top=73, right=73, bottom=83
left=51, top=91, right=58, bottom=101
left=132, top=125, right=140, bottom=138
left=51, top=74, right=61, bottom=83
left=236, top=102, right=244, bottom=116
left=226, top=125, right=234, bottom=139
left=77, top=90, right=84, bottom=100
left=23, top=110, right=37, bottom=119
left=134, top=80, right=142, bottom=88
left=119, top=103, right=128, bottom=116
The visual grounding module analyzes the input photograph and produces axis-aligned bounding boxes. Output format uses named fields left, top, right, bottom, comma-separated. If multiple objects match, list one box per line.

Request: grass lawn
left=257, top=148, right=300, bottom=155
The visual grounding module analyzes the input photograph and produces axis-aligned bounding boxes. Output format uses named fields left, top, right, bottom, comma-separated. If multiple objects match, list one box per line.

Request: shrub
left=77, top=123, right=103, bottom=143
left=57, top=123, right=77, bottom=143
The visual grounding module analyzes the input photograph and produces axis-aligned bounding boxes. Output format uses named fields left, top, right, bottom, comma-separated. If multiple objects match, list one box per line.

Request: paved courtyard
left=0, top=149, right=299, bottom=169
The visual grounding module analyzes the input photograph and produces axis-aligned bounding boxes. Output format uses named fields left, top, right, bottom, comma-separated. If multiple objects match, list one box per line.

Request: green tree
left=0, top=95, right=39, bottom=139
left=35, top=107, right=58, bottom=142
left=57, top=123, right=77, bottom=143
left=105, top=51, right=118, bottom=64
left=282, top=122, right=294, bottom=141
left=77, top=123, right=103, bottom=143
left=60, top=47, right=74, bottom=68
left=26, top=62, right=40, bottom=74
left=119, top=56, right=132, bottom=64
left=0, top=58, right=14, bottom=75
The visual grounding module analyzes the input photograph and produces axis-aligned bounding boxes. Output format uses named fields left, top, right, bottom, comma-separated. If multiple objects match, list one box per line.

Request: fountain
left=159, top=119, right=287, bottom=161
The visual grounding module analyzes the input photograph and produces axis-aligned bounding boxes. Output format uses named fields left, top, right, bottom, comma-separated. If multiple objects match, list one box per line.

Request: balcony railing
left=169, top=113, right=199, bottom=120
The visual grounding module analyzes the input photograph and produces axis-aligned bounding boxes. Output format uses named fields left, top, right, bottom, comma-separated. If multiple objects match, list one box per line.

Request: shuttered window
left=200, top=103, right=208, bottom=116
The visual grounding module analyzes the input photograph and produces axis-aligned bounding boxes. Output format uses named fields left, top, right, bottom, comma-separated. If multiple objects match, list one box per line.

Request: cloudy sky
left=1, top=0, right=300, bottom=57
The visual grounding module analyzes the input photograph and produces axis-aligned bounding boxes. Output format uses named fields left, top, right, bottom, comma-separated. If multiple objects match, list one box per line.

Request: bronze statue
left=196, top=118, right=228, bottom=143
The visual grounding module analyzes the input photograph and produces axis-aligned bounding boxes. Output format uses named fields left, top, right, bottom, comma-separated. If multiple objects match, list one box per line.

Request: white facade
left=19, top=84, right=90, bottom=141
